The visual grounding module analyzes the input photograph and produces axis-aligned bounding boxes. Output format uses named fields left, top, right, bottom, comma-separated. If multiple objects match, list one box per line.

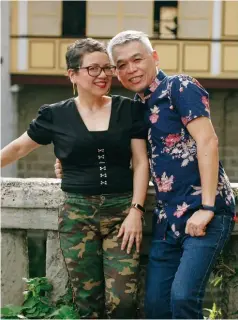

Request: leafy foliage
left=204, top=243, right=238, bottom=319
left=204, top=303, right=222, bottom=320
left=1, top=277, right=79, bottom=319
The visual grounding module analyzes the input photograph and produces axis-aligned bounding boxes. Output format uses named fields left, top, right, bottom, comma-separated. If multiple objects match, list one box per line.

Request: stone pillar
left=46, top=231, right=68, bottom=302
left=0, top=0, right=18, bottom=177
left=1, top=230, right=29, bottom=306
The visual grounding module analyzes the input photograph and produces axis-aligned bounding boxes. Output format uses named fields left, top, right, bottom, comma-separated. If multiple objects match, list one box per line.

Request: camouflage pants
left=58, top=192, right=140, bottom=319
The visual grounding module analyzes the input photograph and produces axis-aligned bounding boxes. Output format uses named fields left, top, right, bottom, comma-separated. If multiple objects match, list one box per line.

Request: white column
left=17, top=0, right=28, bottom=71
left=0, top=1, right=18, bottom=177
left=211, top=0, right=222, bottom=76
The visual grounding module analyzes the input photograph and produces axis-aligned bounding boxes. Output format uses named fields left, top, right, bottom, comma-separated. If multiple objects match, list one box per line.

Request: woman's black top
left=27, top=95, right=147, bottom=195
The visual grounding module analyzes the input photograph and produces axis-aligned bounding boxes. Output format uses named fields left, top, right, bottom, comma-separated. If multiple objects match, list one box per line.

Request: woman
left=0, top=38, right=149, bottom=319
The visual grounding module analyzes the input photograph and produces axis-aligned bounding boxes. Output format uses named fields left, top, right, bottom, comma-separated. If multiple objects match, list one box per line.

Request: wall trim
left=11, top=74, right=238, bottom=89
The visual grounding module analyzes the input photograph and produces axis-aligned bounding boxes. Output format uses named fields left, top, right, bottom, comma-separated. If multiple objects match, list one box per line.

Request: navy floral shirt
left=137, top=70, right=236, bottom=239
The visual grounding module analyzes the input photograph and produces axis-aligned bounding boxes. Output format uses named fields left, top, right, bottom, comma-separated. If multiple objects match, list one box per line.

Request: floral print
left=201, top=96, right=210, bottom=113
left=173, top=202, right=190, bottom=218
left=178, top=75, right=190, bottom=88
left=155, top=172, right=174, bottom=192
left=162, top=129, right=197, bottom=167
left=164, top=133, right=181, bottom=147
left=181, top=110, right=194, bottom=126
left=148, top=128, right=159, bottom=166
left=171, top=224, right=180, bottom=237
left=217, top=172, right=235, bottom=206
left=191, top=171, right=235, bottom=206
left=149, top=105, right=160, bottom=124
left=178, top=74, right=204, bottom=90
left=149, top=77, right=161, bottom=92
left=139, top=70, right=236, bottom=240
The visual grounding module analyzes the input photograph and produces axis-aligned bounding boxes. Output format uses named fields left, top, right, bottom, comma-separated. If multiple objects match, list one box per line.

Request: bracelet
left=131, top=203, right=146, bottom=214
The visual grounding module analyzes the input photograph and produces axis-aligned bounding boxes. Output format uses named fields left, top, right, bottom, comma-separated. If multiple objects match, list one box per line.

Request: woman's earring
left=73, top=83, right=76, bottom=96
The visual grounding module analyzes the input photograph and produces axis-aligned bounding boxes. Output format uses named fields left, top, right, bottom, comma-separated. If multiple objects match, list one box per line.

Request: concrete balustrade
left=1, top=178, right=237, bottom=316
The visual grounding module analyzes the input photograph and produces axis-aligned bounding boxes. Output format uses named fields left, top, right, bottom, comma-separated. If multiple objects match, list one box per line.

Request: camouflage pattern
left=58, top=192, right=139, bottom=319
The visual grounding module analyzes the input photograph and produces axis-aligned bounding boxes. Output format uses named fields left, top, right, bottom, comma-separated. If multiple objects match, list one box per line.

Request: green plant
left=1, top=277, right=79, bottom=319
left=204, top=244, right=238, bottom=320
left=204, top=302, right=222, bottom=320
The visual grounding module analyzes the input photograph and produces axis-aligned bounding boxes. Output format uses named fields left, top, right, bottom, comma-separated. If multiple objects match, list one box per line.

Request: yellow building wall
left=177, top=1, right=213, bottom=39
left=10, top=0, right=62, bottom=36
left=86, top=1, right=153, bottom=37
left=222, top=1, right=238, bottom=39
left=27, top=0, right=62, bottom=36
left=10, top=1, right=18, bottom=36
left=9, top=0, right=238, bottom=79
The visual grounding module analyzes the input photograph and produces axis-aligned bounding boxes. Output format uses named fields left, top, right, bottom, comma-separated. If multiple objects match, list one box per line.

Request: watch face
left=132, top=203, right=145, bottom=213
left=136, top=204, right=145, bottom=213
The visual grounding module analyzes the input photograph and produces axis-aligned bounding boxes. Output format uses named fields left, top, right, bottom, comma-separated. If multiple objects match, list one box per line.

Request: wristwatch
left=200, top=204, right=216, bottom=212
left=131, top=203, right=146, bottom=214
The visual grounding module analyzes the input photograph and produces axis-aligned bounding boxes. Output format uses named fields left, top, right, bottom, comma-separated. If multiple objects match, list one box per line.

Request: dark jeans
left=144, top=214, right=234, bottom=319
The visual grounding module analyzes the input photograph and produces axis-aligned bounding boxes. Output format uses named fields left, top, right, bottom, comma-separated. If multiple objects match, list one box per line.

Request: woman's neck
left=75, top=92, right=108, bottom=111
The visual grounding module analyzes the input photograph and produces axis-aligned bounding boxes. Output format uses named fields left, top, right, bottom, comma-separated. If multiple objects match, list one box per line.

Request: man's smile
left=129, top=75, right=143, bottom=84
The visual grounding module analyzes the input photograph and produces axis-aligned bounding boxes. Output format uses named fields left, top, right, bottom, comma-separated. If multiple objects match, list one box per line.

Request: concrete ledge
left=1, top=178, right=237, bottom=232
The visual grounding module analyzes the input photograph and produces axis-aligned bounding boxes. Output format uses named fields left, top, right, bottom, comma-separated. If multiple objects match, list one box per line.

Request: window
left=154, top=1, right=178, bottom=39
left=62, top=1, right=86, bottom=37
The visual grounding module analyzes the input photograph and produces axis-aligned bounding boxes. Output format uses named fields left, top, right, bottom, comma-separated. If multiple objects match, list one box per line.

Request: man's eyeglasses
left=76, top=65, right=116, bottom=77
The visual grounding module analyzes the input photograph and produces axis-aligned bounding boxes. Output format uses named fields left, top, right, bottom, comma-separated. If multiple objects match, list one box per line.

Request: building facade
left=2, top=0, right=238, bottom=180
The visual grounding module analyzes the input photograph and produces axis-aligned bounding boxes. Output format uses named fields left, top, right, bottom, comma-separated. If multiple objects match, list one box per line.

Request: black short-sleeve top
left=27, top=95, right=148, bottom=195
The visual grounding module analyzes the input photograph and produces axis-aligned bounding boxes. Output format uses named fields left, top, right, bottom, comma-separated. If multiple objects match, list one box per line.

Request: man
left=55, top=31, right=236, bottom=319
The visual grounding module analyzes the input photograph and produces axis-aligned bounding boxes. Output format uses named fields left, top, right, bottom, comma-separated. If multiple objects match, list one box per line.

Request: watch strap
left=200, top=204, right=216, bottom=212
left=131, top=203, right=146, bottom=214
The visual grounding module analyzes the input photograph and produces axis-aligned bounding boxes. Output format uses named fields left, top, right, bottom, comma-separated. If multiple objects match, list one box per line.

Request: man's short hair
left=107, top=30, right=154, bottom=63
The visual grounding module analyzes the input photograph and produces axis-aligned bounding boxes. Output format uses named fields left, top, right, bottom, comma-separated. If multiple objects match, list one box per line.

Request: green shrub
left=1, top=277, right=79, bottom=319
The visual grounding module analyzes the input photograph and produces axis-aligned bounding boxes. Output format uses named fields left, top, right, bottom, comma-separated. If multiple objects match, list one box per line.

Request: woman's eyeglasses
left=76, top=65, right=116, bottom=77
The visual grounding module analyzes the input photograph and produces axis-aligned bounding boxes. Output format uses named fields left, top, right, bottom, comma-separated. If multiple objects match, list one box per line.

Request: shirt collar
left=135, top=69, right=167, bottom=102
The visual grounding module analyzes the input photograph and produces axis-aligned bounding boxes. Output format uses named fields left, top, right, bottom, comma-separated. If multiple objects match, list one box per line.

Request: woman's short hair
left=66, top=38, right=107, bottom=70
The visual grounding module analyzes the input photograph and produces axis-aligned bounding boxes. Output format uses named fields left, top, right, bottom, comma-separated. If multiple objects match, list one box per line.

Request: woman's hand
left=117, top=208, right=143, bottom=254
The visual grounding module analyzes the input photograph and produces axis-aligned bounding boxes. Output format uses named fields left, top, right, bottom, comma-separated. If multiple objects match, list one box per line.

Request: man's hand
left=117, top=208, right=143, bottom=254
left=185, top=210, right=214, bottom=237
left=54, top=158, right=63, bottom=179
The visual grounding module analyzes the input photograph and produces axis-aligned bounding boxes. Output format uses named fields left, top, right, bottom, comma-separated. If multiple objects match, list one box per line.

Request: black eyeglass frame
left=75, top=65, right=116, bottom=77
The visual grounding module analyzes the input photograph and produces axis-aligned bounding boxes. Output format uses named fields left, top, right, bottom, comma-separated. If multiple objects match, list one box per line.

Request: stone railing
left=1, top=178, right=238, bottom=316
